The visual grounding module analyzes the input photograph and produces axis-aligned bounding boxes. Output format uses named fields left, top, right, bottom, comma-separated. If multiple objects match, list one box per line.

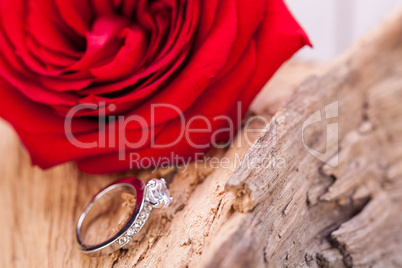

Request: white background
left=285, top=0, right=402, bottom=61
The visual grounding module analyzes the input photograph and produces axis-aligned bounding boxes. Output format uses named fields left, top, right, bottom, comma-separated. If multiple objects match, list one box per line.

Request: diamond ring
left=76, top=177, right=172, bottom=256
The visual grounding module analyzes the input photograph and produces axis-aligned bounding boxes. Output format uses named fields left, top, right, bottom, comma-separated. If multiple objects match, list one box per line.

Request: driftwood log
left=1, top=9, right=402, bottom=268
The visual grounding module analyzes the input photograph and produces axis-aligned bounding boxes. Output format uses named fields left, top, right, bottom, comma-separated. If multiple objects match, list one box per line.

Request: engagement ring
left=76, top=177, right=172, bottom=256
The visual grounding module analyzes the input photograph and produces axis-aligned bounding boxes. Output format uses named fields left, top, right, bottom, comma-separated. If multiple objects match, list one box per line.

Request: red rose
left=0, top=0, right=310, bottom=174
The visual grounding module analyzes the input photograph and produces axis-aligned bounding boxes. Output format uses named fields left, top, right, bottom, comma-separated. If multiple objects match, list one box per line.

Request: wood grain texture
left=0, top=9, right=401, bottom=268
left=222, top=9, right=402, bottom=268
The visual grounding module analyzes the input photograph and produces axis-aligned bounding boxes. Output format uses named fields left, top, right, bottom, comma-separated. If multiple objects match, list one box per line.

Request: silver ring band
left=76, top=177, right=172, bottom=256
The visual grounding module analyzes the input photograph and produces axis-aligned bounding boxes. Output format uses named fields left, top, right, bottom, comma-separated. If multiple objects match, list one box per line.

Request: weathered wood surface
left=222, top=9, right=402, bottom=268
left=1, top=9, right=402, bottom=268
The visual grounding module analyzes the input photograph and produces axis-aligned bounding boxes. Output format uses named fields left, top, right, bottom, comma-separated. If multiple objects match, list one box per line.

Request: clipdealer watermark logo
left=63, top=101, right=284, bottom=171
left=302, top=101, right=339, bottom=167
left=63, top=101, right=339, bottom=171
left=128, top=151, right=286, bottom=173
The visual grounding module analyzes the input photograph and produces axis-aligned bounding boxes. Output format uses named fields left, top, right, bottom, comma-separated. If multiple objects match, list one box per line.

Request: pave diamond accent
left=118, top=236, right=128, bottom=246
left=115, top=178, right=171, bottom=248
left=143, top=203, right=152, bottom=213
left=126, top=228, right=136, bottom=236
left=116, top=204, right=151, bottom=247
left=140, top=212, right=147, bottom=220
left=145, top=179, right=172, bottom=208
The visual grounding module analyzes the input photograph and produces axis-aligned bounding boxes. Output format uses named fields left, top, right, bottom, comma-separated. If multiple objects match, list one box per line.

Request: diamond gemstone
left=146, top=179, right=172, bottom=207
left=134, top=221, right=142, bottom=228
left=143, top=204, right=152, bottom=213
left=118, top=236, right=128, bottom=246
left=140, top=212, right=147, bottom=220
left=127, top=228, right=136, bottom=236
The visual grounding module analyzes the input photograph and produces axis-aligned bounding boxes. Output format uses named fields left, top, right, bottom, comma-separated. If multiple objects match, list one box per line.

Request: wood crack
left=325, top=196, right=372, bottom=267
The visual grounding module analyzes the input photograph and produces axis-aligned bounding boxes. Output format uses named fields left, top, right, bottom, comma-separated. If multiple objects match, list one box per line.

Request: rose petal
left=90, top=0, right=114, bottom=16
left=111, top=0, right=236, bottom=125
left=66, top=16, right=128, bottom=72
left=55, top=0, right=93, bottom=37
left=89, top=26, right=147, bottom=80
left=0, top=77, right=97, bottom=135
left=73, top=0, right=234, bottom=122
left=73, top=41, right=257, bottom=173
left=27, top=0, right=84, bottom=57
left=214, top=0, right=265, bottom=79
left=239, top=0, right=312, bottom=109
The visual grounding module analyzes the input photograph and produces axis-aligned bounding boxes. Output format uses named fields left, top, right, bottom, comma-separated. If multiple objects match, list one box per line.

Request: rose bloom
left=0, top=0, right=310, bottom=174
